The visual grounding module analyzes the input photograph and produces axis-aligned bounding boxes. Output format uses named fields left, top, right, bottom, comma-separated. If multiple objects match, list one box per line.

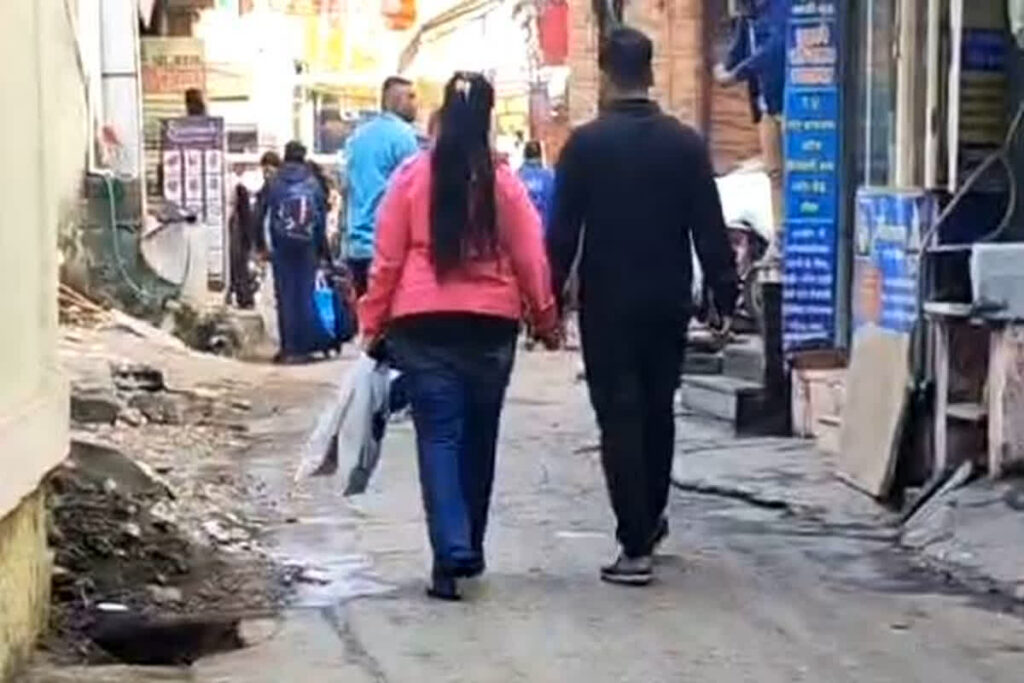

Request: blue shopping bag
left=313, top=275, right=337, bottom=340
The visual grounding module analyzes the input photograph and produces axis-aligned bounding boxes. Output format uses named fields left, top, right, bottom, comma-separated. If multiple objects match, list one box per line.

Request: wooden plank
left=838, top=326, right=912, bottom=497
left=985, top=326, right=1024, bottom=477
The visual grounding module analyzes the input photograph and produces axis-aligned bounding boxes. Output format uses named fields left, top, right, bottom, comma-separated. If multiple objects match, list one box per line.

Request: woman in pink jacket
left=360, top=72, right=559, bottom=601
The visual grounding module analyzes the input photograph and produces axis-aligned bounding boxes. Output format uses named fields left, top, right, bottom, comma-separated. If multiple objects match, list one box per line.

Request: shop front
left=787, top=0, right=1024, bottom=486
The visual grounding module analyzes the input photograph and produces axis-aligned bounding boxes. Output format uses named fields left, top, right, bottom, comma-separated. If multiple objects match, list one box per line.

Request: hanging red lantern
left=382, top=0, right=416, bottom=30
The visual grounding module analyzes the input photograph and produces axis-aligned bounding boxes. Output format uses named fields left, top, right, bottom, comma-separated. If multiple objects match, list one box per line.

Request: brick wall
left=567, top=0, right=601, bottom=125
left=626, top=0, right=704, bottom=127
left=565, top=0, right=762, bottom=172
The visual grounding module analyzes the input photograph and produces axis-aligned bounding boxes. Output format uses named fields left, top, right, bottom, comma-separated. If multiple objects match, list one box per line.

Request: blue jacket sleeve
left=731, top=0, right=787, bottom=81
left=723, top=17, right=751, bottom=71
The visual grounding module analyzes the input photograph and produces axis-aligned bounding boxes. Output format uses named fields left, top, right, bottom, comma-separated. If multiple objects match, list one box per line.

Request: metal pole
left=924, top=0, right=941, bottom=187
left=99, top=0, right=143, bottom=179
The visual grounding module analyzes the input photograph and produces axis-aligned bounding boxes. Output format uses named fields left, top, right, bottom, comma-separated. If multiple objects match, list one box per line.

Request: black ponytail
left=430, top=72, right=497, bottom=277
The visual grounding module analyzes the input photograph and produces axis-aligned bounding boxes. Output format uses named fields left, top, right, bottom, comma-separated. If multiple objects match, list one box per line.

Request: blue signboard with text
left=782, top=0, right=842, bottom=350
left=852, top=189, right=934, bottom=335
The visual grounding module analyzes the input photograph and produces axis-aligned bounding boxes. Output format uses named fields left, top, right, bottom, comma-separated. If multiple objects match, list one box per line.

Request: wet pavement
left=28, top=347, right=1024, bottom=682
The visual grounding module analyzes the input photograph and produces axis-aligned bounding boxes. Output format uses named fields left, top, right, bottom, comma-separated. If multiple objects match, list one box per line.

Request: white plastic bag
left=295, top=354, right=390, bottom=495
left=1013, top=0, right=1024, bottom=49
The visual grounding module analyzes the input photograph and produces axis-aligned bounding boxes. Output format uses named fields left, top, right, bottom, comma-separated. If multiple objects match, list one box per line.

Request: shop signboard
left=782, top=0, right=842, bottom=350
left=141, top=38, right=205, bottom=96
left=852, top=189, right=934, bottom=334
left=161, top=117, right=227, bottom=287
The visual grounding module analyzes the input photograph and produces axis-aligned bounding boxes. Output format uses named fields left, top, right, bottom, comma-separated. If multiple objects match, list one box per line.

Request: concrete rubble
left=900, top=474, right=1024, bottom=601
left=45, top=317, right=307, bottom=665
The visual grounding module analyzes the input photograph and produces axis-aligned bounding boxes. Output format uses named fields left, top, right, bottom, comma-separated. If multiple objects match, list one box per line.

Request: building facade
left=566, top=0, right=761, bottom=172
left=0, top=1, right=87, bottom=678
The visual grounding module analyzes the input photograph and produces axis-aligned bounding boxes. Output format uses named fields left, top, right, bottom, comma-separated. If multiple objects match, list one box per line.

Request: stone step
left=722, top=338, right=765, bottom=383
left=684, top=351, right=723, bottom=375
left=679, top=374, right=763, bottom=423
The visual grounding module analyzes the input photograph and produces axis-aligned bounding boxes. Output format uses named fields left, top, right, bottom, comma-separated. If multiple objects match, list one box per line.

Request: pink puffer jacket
left=358, top=152, right=558, bottom=340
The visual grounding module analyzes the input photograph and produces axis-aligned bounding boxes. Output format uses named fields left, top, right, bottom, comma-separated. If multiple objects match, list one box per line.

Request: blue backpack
left=270, top=177, right=321, bottom=244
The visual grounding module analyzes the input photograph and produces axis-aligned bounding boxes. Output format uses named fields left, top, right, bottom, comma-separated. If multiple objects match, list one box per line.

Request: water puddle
left=280, top=553, right=395, bottom=606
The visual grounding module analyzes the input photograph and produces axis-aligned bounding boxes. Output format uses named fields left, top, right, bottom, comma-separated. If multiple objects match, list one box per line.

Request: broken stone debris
left=45, top=441, right=290, bottom=665
left=146, top=585, right=184, bottom=606
left=127, top=392, right=184, bottom=426
left=70, top=388, right=123, bottom=425
left=68, top=439, right=170, bottom=498
left=110, top=362, right=166, bottom=393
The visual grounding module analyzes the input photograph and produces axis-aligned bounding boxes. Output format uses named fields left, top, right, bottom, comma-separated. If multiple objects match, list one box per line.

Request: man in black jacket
left=548, top=26, right=738, bottom=586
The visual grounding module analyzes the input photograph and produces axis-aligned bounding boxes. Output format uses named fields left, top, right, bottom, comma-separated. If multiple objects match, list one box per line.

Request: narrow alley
left=27, top=328, right=1024, bottom=682
left=7, top=0, right=1024, bottom=679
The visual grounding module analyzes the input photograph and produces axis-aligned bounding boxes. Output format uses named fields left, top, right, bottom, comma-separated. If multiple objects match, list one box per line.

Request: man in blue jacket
left=715, top=0, right=788, bottom=259
left=342, top=77, right=420, bottom=295
left=517, top=141, right=555, bottom=233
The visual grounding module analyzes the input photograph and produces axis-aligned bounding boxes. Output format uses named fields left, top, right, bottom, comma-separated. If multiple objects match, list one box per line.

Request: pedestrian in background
left=228, top=180, right=257, bottom=309
left=549, top=27, right=738, bottom=586
left=185, top=87, right=207, bottom=117
left=265, top=141, right=333, bottom=363
left=360, top=72, right=559, bottom=601
left=255, top=150, right=281, bottom=253
left=342, top=76, right=420, bottom=296
left=715, top=0, right=788, bottom=260
left=518, top=141, right=555, bottom=234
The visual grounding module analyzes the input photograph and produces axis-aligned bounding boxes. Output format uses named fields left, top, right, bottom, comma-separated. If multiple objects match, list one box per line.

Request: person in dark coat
left=264, top=141, right=333, bottom=362
left=548, top=27, right=738, bottom=586
left=228, top=182, right=257, bottom=309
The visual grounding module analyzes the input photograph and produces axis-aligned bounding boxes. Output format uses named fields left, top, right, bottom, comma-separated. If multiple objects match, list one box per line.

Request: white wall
left=0, top=0, right=87, bottom=517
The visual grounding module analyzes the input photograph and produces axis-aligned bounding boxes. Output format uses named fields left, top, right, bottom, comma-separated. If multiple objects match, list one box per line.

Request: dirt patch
left=45, top=354, right=300, bottom=665
left=42, top=456, right=293, bottom=665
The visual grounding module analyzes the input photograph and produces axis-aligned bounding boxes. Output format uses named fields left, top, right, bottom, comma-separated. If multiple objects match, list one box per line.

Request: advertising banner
left=141, top=38, right=205, bottom=96
left=782, top=0, right=842, bottom=350
left=852, top=189, right=934, bottom=335
left=161, top=117, right=227, bottom=286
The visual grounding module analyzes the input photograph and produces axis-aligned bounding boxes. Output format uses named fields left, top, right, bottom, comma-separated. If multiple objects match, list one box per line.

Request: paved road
left=31, top=350, right=1024, bottom=682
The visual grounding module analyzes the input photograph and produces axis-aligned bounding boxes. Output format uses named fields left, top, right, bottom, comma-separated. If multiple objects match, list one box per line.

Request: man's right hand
left=536, top=324, right=563, bottom=351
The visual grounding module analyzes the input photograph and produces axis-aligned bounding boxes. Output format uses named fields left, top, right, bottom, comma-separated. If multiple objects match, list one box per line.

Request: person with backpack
left=359, top=72, right=560, bottom=601
left=265, top=141, right=333, bottom=363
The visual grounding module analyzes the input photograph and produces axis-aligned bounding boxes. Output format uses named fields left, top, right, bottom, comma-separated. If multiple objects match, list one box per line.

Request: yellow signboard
left=141, top=38, right=206, bottom=96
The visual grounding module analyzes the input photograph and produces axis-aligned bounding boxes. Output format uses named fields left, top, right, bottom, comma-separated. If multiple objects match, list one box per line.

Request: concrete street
left=30, top=348, right=1024, bottom=682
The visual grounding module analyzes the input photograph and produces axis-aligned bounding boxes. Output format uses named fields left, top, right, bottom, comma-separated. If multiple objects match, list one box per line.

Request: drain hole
left=89, top=613, right=245, bottom=666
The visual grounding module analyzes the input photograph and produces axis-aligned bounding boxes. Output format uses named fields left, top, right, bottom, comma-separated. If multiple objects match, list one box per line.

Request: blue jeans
left=389, top=332, right=516, bottom=576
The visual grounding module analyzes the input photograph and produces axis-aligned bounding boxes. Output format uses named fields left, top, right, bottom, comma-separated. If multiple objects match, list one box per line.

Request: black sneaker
left=600, top=554, right=653, bottom=586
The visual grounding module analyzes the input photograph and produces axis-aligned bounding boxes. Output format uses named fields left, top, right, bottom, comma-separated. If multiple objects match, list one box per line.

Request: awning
left=398, top=0, right=500, bottom=73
